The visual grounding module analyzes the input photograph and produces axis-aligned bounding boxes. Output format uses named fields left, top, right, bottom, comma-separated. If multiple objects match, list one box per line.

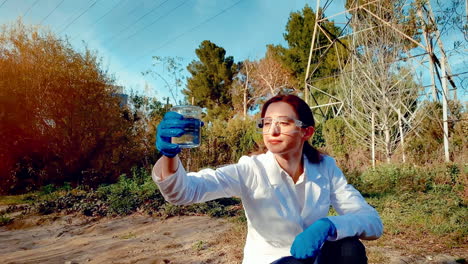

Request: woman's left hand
left=290, top=218, right=337, bottom=259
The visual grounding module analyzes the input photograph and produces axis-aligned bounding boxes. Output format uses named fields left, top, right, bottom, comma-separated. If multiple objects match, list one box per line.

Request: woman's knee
left=319, top=236, right=367, bottom=264
left=336, top=237, right=366, bottom=257
left=271, top=237, right=367, bottom=264
left=271, top=256, right=316, bottom=264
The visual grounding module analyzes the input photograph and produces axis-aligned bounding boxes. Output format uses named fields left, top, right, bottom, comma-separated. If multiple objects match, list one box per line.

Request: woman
left=153, top=94, right=383, bottom=264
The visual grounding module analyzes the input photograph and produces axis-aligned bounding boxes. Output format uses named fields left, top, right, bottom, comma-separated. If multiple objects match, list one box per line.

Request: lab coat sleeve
left=152, top=157, right=248, bottom=205
left=325, top=157, right=383, bottom=241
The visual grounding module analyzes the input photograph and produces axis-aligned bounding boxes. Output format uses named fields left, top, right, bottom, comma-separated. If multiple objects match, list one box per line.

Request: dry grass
left=211, top=218, right=247, bottom=262
left=210, top=216, right=467, bottom=264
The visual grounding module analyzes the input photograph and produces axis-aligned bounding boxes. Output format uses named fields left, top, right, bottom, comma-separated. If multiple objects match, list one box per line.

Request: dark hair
left=261, top=94, right=322, bottom=163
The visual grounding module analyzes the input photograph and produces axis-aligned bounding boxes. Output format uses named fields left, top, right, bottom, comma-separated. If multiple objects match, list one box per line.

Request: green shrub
left=183, top=117, right=261, bottom=171
left=157, top=198, right=242, bottom=219
left=358, top=163, right=467, bottom=197
left=367, top=190, right=467, bottom=246
left=99, top=176, right=141, bottom=215
left=359, top=163, right=465, bottom=196
left=360, top=162, right=467, bottom=246
left=37, top=200, right=58, bottom=215
left=39, top=184, right=56, bottom=195
left=159, top=203, right=184, bottom=218
left=16, top=166, right=243, bottom=218
left=109, top=191, right=140, bottom=215
left=0, top=213, right=13, bottom=226
left=311, top=123, right=326, bottom=148
left=206, top=201, right=228, bottom=217
left=445, top=164, right=460, bottom=184
left=35, top=172, right=159, bottom=216
left=130, top=167, right=149, bottom=185
left=36, top=191, right=106, bottom=216
left=96, top=168, right=166, bottom=216
left=72, top=193, right=108, bottom=217
left=192, top=240, right=207, bottom=251
left=323, top=118, right=350, bottom=158
left=62, top=182, right=72, bottom=192
left=360, top=164, right=432, bottom=195
left=344, top=170, right=365, bottom=191
left=322, top=118, right=368, bottom=173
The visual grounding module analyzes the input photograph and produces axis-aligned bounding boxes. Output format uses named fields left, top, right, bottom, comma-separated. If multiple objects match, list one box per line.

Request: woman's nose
left=270, top=123, right=281, bottom=135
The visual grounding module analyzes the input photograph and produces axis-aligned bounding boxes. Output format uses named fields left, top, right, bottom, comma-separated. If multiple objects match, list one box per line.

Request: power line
left=59, top=0, right=100, bottom=34
left=23, top=0, right=39, bottom=17
left=105, top=0, right=171, bottom=43
left=0, top=0, right=8, bottom=9
left=71, top=0, right=127, bottom=41
left=108, top=0, right=187, bottom=46
left=87, top=0, right=125, bottom=26
left=40, top=0, right=65, bottom=24
left=147, top=0, right=243, bottom=54
left=125, top=0, right=243, bottom=69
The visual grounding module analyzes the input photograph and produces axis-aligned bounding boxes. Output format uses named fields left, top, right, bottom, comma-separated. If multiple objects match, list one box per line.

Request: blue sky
left=0, top=0, right=342, bottom=102
left=0, top=0, right=465, bottom=104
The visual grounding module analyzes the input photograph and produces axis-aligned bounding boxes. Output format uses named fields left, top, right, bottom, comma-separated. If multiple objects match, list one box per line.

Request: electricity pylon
left=304, top=0, right=462, bottom=162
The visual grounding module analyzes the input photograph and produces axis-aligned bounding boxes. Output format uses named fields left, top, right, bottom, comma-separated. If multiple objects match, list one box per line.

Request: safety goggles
left=256, top=117, right=305, bottom=134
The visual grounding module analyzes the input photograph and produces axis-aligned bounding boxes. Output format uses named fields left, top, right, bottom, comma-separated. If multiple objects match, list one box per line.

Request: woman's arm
left=326, top=157, right=383, bottom=240
left=152, top=155, right=253, bottom=205
left=160, top=155, right=179, bottom=180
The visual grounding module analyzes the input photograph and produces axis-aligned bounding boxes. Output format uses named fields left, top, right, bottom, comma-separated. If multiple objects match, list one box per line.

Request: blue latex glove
left=156, top=111, right=203, bottom=158
left=290, top=218, right=337, bottom=259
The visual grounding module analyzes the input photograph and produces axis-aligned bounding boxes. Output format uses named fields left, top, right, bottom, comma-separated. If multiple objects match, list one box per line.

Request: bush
left=7, top=166, right=244, bottom=219
left=322, top=118, right=368, bottom=173
left=39, top=184, right=57, bottom=195
left=360, top=164, right=432, bottom=195
left=359, top=163, right=467, bottom=198
left=32, top=173, right=153, bottom=216
left=109, top=190, right=141, bottom=215
left=311, top=122, right=326, bottom=148
left=0, top=213, right=13, bottom=226
left=157, top=199, right=242, bottom=219
left=181, top=117, right=261, bottom=171
left=451, top=112, right=468, bottom=163
left=36, top=191, right=107, bottom=216
left=404, top=101, right=465, bottom=165
left=367, top=189, right=467, bottom=246
left=98, top=176, right=142, bottom=215
left=360, top=162, right=467, bottom=247
left=96, top=168, right=167, bottom=216
left=0, top=20, right=152, bottom=194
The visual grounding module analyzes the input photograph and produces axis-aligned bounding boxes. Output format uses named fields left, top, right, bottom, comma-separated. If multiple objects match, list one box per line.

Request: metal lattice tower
left=304, top=0, right=465, bottom=163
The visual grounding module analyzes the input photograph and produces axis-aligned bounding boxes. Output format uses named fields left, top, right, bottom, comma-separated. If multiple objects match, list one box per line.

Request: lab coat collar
left=265, top=151, right=289, bottom=186
left=265, top=151, right=324, bottom=227
left=265, top=151, right=318, bottom=186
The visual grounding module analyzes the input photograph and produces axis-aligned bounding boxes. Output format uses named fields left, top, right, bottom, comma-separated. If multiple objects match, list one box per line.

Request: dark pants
left=271, top=237, right=367, bottom=264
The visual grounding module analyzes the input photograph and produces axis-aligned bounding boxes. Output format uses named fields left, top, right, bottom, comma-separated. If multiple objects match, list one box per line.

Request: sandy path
left=1, top=213, right=464, bottom=264
left=0, top=214, right=243, bottom=264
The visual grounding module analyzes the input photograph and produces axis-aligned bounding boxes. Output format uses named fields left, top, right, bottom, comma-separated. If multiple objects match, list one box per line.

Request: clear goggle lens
left=256, top=117, right=305, bottom=134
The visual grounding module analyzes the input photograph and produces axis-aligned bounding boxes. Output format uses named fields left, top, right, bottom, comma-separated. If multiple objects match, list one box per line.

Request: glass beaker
left=170, top=105, right=202, bottom=148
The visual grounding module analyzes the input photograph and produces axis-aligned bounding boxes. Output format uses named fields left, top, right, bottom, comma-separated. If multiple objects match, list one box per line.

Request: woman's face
left=262, top=102, right=307, bottom=156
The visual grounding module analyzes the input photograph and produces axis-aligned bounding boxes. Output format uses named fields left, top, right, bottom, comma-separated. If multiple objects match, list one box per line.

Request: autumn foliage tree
left=251, top=45, right=296, bottom=97
left=0, top=20, right=150, bottom=194
left=233, top=46, right=295, bottom=117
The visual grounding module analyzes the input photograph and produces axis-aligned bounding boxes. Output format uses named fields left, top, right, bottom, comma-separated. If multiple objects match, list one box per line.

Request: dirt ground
left=0, top=213, right=243, bottom=264
left=0, top=213, right=465, bottom=264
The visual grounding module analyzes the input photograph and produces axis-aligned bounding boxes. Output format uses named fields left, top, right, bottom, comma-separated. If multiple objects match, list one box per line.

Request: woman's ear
left=303, top=126, right=315, bottom=141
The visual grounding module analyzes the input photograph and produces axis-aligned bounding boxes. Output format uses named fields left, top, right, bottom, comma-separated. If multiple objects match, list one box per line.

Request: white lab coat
left=152, top=151, right=383, bottom=264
